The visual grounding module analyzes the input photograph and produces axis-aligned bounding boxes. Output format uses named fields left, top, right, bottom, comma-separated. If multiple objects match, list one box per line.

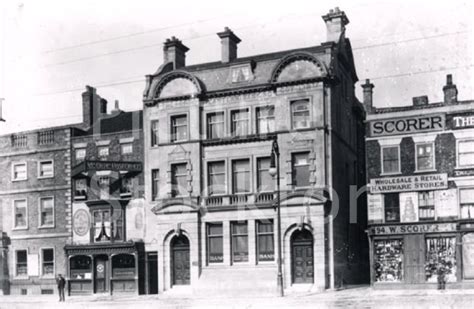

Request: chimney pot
left=163, top=36, right=189, bottom=69
left=217, top=27, right=241, bottom=63
left=361, top=79, right=374, bottom=112
left=443, top=74, right=458, bottom=104
left=322, top=8, right=350, bottom=43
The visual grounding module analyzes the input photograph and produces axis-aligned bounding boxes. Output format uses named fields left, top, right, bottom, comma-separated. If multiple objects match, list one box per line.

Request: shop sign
left=369, top=173, right=448, bottom=194
left=399, top=192, right=419, bottom=222
left=454, top=169, right=474, bottom=177
left=368, top=194, right=384, bottom=222
left=369, top=114, right=445, bottom=137
left=371, top=222, right=457, bottom=235
left=85, top=160, right=142, bottom=172
left=435, top=189, right=459, bottom=218
left=451, top=113, right=474, bottom=129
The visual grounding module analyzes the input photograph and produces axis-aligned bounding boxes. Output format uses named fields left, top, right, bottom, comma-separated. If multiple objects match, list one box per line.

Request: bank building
left=142, top=7, right=368, bottom=295
left=364, top=74, right=474, bottom=288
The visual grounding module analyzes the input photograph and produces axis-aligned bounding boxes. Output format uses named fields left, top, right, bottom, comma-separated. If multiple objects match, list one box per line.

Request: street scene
left=0, top=1, right=473, bottom=308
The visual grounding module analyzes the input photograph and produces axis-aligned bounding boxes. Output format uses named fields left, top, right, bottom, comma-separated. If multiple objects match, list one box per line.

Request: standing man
left=56, top=274, right=66, bottom=302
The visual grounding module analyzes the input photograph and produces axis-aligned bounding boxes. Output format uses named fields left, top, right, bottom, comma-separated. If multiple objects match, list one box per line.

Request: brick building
left=142, top=8, right=368, bottom=295
left=364, top=74, right=474, bottom=288
left=65, top=86, right=152, bottom=295
left=0, top=125, right=72, bottom=295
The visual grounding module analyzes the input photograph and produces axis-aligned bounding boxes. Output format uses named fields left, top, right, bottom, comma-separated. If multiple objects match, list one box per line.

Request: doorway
left=94, top=255, right=109, bottom=293
left=171, top=235, right=190, bottom=286
left=146, top=252, right=158, bottom=294
left=291, top=229, right=314, bottom=284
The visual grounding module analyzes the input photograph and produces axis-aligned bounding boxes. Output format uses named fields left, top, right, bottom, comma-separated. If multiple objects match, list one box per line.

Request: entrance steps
left=192, top=265, right=278, bottom=297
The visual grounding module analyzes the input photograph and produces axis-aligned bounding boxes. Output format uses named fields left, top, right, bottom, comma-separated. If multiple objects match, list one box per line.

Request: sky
left=0, top=0, right=473, bottom=134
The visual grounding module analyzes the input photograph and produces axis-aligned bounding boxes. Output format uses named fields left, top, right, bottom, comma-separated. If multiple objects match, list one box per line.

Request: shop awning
left=64, top=241, right=144, bottom=256
left=72, top=160, right=143, bottom=177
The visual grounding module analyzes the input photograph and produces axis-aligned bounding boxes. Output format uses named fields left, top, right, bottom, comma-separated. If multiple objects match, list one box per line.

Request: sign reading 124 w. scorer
left=369, top=114, right=445, bottom=137
left=370, top=173, right=448, bottom=194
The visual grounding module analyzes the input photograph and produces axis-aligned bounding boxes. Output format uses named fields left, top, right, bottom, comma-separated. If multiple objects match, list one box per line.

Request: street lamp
left=269, top=139, right=284, bottom=297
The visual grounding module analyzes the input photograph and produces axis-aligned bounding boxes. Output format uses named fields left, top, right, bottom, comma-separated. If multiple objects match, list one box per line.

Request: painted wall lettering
left=369, top=114, right=445, bottom=137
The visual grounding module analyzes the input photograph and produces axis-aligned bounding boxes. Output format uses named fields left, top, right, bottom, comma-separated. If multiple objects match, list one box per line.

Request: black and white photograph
left=0, top=0, right=473, bottom=308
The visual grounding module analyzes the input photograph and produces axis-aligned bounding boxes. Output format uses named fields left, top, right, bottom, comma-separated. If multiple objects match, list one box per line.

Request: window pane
left=232, top=160, right=250, bottom=193
left=39, top=161, right=53, bottom=177
left=121, top=143, right=133, bottom=154
left=292, top=153, right=310, bottom=187
left=257, top=157, right=273, bottom=192
left=14, top=200, right=27, bottom=228
left=40, top=198, right=54, bottom=226
left=208, top=161, right=225, bottom=195
left=13, top=164, right=27, bottom=180
left=152, top=169, right=159, bottom=200
left=382, top=146, right=399, bottom=173
left=42, top=249, right=54, bottom=275
left=257, top=220, right=274, bottom=262
left=374, top=240, right=403, bottom=282
left=75, top=148, right=86, bottom=160
left=416, top=144, right=434, bottom=170
left=207, top=112, right=225, bottom=139
left=257, top=106, right=275, bottom=134
left=172, top=163, right=187, bottom=196
left=384, top=193, right=400, bottom=222
left=425, top=237, right=456, bottom=283
left=460, top=188, right=474, bottom=203
left=172, top=115, right=188, bottom=141
left=459, top=140, right=474, bottom=153
left=231, top=110, right=249, bottom=137
left=208, top=223, right=223, bottom=263
left=291, top=100, right=310, bottom=129
left=151, top=120, right=159, bottom=146
left=16, top=250, right=28, bottom=276
left=232, top=222, right=249, bottom=263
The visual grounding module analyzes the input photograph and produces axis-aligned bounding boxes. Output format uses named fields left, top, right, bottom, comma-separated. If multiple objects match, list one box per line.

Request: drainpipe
left=323, top=83, right=335, bottom=290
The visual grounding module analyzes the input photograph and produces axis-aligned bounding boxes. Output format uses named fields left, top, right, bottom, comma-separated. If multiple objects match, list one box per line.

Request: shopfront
left=368, top=222, right=461, bottom=288
left=65, top=242, right=145, bottom=295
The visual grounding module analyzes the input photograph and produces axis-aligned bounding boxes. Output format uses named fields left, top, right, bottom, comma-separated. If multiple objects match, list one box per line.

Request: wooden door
left=94, top=256, right=109, bottom=293
left=404, top=235, right=425, bottom=284
left=292, top=230, right=314, bottom=284
left=171, top=236, right=190, bottom=286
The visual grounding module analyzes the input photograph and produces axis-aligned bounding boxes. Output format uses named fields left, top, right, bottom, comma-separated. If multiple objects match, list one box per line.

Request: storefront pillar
left=457, top=233, right=463, bottom=283
left=366, top=231, right=375, bottom=286
left=134, top=253, right=139, bottom=294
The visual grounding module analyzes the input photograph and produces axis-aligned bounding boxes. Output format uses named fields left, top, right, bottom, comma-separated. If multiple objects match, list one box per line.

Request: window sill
left=39, top=225, right=55, bottom=229
left=38, top=176, right=54, bottom=180
left=455, top=165, right=474, bottom=170
left=12, top=178, right=27, bottom=182
left=13, top=276, right=29, bottom=281
left=74, top=196, right=87, bottom=201
left=120, top=193, right=132, bottom=199
left=414, top=169, right=437, bottom=174
left=380, top=172, right=402, bottom=177
left=12, top=227, right=28, bottom=231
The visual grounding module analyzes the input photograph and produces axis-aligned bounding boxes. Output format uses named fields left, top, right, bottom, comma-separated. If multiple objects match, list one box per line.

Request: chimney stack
left=111, top=100, right=123, bottom=116
left=322, top=7, right=349, bottom=43
left=217, top=27, right=241, bottom=63
left=361, top=79, right=374, bottom=112
left=163, top=36, right=189, bottom=69
left=443, top=74, right=458, bottom=104
left=412, top=95, right=429, bottom=106
left=81, top=85, right=108, bottom=128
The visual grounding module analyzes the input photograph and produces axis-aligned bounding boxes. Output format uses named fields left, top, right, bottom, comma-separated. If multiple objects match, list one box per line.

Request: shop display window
left=374, top=239, right=403, bottom=282
left=425, top=237, right=456, bottom=283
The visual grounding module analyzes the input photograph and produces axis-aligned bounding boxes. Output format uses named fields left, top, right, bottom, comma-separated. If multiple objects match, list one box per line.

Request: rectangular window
left=416, top=143, right=434, bottom=171
left=93, top=210, right=111, bottom=242
left=231, top=221, right=248, bottom=263
left=291, top=99, right=310, bottom=129
left=382, top=146, right=400, bottom=174
left=39, top=197, right=54, bottom=227
left=207, top=112, right=225, bottom=139
left=13, top=199, right=27, bottom=229
left=257, top=220, right=274, bottom=262
left=151, top=120, right=159, bottom=146
left=232, top=159, right=250, bottom=194
left=425, top=237, right=456, bottom=282
left=292, top=152, right=310, bottom=187
left=256, top=106, right=275, bottom=134
left=75, top=148, right=86, bottom=161
left=12, top=163, right=27, bottom=181
left=171, top=163, right=187, bottom=197
left=121, top=143, right=133, bottom=154
left=98, top=146, right=109, bottom=158
left=74, top=178, right=88, bottom=199
left=231, top=109, right=249, bottom=137
left=16, top=250, right=27, bottom=277
left=171, top=115, right=188, bottom=142
left=458, top=140, right=474, bottom=167
left=120, top=177, right=133, bottom=196
left=152, top=169, right=159, bottom=201
left=384, top=193, right=400, bottom=222
left=374, top=239, right=403, bottom=282
left=99, top=176, right=110, bottom=199
left=207, top=223, right=223, bottom=263
left=257, top=157, right=273, bottom=192
left=208, top=161, right=225, bottom=195
left=460, top=188, right=474, bottom=219
left=418, top=191, right=435, bottom=220
left=38, top=160, right=53, bottom=178
left=41, top=248, right=54, bottom=276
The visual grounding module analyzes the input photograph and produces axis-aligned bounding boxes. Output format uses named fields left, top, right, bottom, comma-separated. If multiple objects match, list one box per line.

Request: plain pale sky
left=0, top=0, right=473, bottom=134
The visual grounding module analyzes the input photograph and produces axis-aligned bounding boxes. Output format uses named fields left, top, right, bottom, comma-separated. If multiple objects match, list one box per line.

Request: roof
left=73, top=110, right=143, bottom=137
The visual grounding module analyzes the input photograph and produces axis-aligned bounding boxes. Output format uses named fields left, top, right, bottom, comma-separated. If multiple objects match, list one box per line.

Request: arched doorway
left=171, top=235, right=190, bottom=286
left=291, top=229, right=314, bottom=284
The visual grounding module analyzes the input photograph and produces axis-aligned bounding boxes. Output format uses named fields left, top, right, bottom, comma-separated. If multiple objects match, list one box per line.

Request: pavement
left=1, top=286, right=474, bottom=309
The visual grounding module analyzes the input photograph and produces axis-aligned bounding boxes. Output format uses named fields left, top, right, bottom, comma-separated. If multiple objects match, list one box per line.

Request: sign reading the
left=371, top=222, right=457, bottom=235
left=370, top=173, right=448, bottom=194
left=452, top=114, right=474, bottom=129
left=369, top=114, right=445, bottom=137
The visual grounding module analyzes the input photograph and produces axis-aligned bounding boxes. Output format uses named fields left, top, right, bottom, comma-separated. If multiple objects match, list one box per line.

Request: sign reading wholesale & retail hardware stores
left=369, top=173, right=448, bottom=194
